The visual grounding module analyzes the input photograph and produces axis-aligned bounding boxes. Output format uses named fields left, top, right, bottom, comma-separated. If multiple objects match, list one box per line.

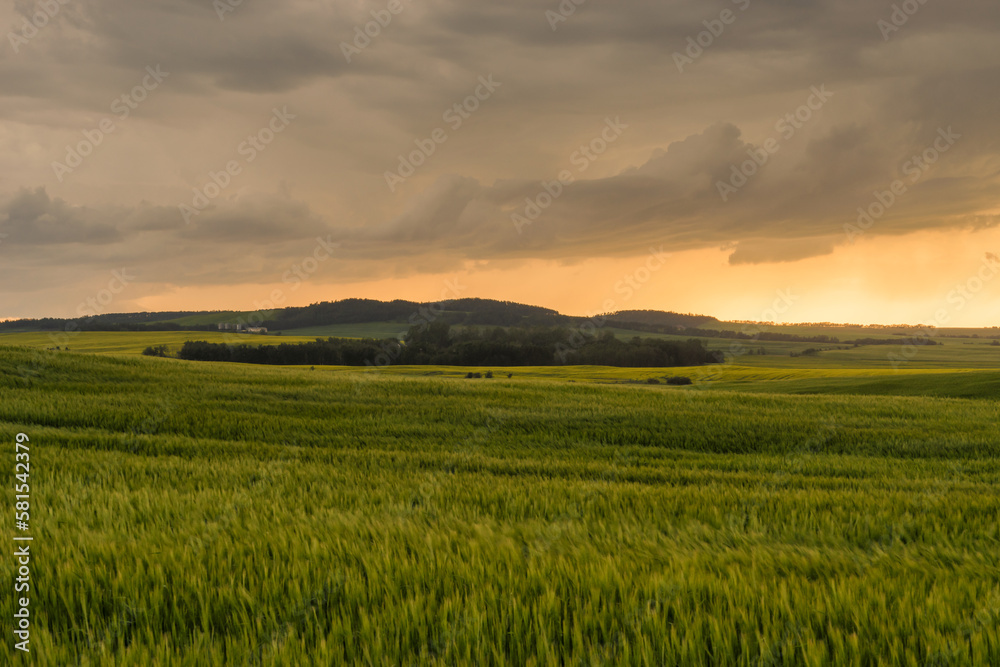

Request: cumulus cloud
left=2, top=187, right=121, bottom=245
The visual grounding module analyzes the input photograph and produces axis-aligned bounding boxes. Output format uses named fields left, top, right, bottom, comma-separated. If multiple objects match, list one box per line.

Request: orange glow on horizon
left=118, top=226, right=1000, bottom=328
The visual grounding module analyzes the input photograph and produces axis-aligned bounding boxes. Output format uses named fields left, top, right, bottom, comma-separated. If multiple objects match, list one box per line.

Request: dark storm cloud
left=1, top=0, right=999, bottom=309
left=1, top=187, right=121, bottom=245
left=330, top=115, right=998, bottom=265
left=0, top=188, right=335, bottom=289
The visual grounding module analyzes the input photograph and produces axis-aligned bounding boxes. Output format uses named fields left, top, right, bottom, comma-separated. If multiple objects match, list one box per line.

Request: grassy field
left=709, top=320, right=1000, bottom=341
left=0, top=331, right=320, bottom=356
left=159, top=310, right=279, bottom=327
left=7, top=327, right=1000, bottom=370
left=269, top=322, right=414, bottom=339
left=2, top=343, right=999, bottom=665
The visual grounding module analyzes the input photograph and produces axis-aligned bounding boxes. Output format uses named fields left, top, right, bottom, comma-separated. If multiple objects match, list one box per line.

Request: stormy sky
left=2, top=0, right=999, bottom=325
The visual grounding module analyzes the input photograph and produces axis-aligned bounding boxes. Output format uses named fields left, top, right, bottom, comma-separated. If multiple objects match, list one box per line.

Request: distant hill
left=263, top=299, right=422, bottom=330
left=262, top=297, right=570, bottom=330
left=603, top=310, right=719, bottom=330
left=0, top=298, right=715, bottom=336
left=0, top=311, right=222, bottom=332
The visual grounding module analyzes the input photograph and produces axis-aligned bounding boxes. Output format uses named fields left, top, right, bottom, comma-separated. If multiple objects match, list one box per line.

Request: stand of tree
left=850, top=337, right=940, bottom=346
left=262, top=298, right=570, bottom=331
left=602, top=310, right=719, bottom=329
left=600, top=320, right=941, bottom=346
left=596, top=318, right=844, bottom=343
left=178, top=324, right=723, bottom=368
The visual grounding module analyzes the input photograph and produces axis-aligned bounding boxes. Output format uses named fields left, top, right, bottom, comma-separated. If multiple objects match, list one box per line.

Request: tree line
left=177, top=323, right=723, bottom=368
left=599, top=321, right=941, bottom=346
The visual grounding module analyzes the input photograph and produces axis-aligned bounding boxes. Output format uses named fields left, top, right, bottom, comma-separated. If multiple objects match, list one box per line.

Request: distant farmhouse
left=218, top=323, right=268, bottom=334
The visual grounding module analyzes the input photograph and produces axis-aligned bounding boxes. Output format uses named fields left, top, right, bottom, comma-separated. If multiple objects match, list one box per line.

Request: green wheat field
left=2, top=332, right=999, bottom=665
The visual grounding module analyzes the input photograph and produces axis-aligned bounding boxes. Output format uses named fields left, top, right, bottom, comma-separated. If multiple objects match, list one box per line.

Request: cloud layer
left=2, top=0, right=999, bottom=318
